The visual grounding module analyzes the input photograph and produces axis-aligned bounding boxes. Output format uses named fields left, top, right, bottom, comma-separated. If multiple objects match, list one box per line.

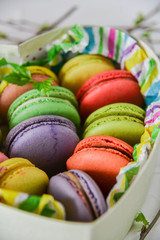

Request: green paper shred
left=113, top=192, right=124, bottom=202
left=151, top=126, right=160, bottom=144
left=47, top=24, right=85, bottom=62
left=41, top=203, right=56, bottom=217
left=19, top=196, right=41, bottom=212
left=113, top=165, right=140, bottom=203
left=125, top=166, right=140, bottom=190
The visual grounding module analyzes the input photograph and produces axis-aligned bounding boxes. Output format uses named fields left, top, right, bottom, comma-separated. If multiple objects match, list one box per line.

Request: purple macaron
left=5, top=115, right=79, bottom=177
left=48, top=169, right=107, bottom=222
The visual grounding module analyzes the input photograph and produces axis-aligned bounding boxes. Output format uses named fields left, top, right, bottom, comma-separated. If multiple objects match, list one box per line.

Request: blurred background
left=0, top=0, right=160, bottom=239
left=0, top=0, right=160, bottom=57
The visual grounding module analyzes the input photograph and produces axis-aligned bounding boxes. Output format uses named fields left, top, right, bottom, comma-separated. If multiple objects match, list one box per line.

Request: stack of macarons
left=0, top=66, right=58, bottom=122
left=0, top=53, right=146, bottom=222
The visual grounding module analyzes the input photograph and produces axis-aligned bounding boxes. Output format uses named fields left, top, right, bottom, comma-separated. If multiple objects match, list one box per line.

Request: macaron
left=0, top=66, right=58, bottom=122
left=7, top=86, right=80, bottom=129
left=83, top=103, right=145, bottom=146
left=59, top=54, right=115, bottom=94
left=76, top=70, right=145, bottom=120
left=6, top=115, right=79, bottom=177
left=0, top=158, right=49, bottom=195
left=48, top=169, right=107, bottom=222
left=0, top=128, right=2, bottom=144
left=66, top=135, right=134, bottom=197
left=0, top=152, right=8, bottom=163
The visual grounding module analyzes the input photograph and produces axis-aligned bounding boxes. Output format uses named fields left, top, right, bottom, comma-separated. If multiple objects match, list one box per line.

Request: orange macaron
left=66, top=135, right=134, bottom=197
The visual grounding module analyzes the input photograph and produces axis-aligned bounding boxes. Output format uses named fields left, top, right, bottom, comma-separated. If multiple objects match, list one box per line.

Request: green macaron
left=83, top=103, right=146, bottom=146
left=8, top=86, right=80, bottom=129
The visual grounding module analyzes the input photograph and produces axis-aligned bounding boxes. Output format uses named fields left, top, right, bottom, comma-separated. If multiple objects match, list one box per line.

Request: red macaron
left=76, top=70, right=144, bottom=121
left=66, top=135, right=134, bottom=197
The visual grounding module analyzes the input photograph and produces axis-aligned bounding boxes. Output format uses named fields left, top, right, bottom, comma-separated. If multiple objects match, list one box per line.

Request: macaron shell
left=6, top=116, right=79, bottom=177
left=67, top=148, right=130, bottom=197
left=69, top=169, right=107, bottom=218
left=9, top=97, right=80, bottom=129
left=48, top=173, right=94, bottom=222
left=79, top=79, right=144, bottom=120
left=59, top=54, right=115, bottom=94
left=74, top=135, right=134, bottom=160
left=77, top=70, right=144, bottom=120
left=0, top=129, right=2, bottom=143
left=83, top=115, right=145, bottom=146
left=8, top=86, right=80, bottom=129
left=0, top=158, right=49, bottom=195
left=77, top=70, right=138, bottom=100
left=84, top=102, right=145, bottom=129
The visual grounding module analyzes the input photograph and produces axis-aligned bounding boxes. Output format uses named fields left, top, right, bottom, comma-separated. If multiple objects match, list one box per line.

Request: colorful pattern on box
left=0, top=188, right=65, bottom=219
left=0, top=24, right=160, bottom=211
left=42, top=25, right=160, bottom=207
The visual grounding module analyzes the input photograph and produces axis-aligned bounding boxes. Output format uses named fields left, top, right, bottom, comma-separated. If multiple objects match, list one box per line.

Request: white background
left=0, top=0, right=160, bottom=239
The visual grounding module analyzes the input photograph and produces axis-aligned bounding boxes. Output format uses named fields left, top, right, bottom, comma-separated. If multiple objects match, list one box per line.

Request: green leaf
left=0, top=32, right=7, bottom=39
left=1, top=66, right=32, bottom=86
left=135, top=212, right=149, bottom=226
left=0, top=58, right=8, bottom=66
left=134, top=13, right=144, bottom=25
left=0, top=58, right=20, bottom=69
left=32, top=77, right=53, bottom=93
left=38, top=23, right=50, bottom=32
left=141, top=31, right=151, bottom=39
left=22, top=59, right=48, bottom=67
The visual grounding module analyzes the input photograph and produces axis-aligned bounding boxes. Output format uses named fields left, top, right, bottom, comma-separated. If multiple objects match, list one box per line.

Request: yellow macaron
left=0, top=158, right=49, bottom=195
left=59, top=54, right=115, bottom=94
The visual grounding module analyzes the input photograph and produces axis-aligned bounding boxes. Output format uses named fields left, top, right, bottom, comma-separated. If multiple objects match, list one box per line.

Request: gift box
left=0, top=25, right=160, bottom=240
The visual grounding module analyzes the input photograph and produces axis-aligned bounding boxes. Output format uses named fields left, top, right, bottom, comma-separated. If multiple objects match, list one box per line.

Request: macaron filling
left=61, top=172, right=95, bottom=219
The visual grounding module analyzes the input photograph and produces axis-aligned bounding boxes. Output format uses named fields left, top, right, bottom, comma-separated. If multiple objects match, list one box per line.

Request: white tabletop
left=1, top=0, right=160, bottom=239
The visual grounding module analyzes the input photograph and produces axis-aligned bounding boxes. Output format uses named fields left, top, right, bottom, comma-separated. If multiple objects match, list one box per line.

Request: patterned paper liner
left=0, top=24, right=160, bottom=215
left=0, top=188, right=65, bottom=219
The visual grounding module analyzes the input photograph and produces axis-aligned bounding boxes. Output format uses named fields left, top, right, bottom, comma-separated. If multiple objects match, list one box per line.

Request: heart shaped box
left=0, top=26, right=160, bottom=240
